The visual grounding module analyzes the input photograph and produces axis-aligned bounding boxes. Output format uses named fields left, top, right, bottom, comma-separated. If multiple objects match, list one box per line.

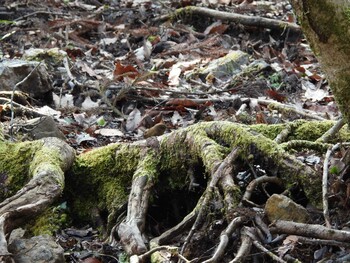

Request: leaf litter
left=0, top=0, right=345, bottom=262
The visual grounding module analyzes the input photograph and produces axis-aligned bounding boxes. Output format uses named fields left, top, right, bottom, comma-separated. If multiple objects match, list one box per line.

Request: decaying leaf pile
left=0, top=0, right=349, bottom=262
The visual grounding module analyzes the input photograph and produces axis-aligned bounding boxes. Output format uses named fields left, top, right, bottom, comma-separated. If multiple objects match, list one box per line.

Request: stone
left=265, top=194, right=310, bottom=223
left=0, top=59, right=53, bottom=101
left=21, top=116, right=66, bottom=140
left=8, top=235, right=64, bottom=263
left=200, top=50, right=249, bottom=79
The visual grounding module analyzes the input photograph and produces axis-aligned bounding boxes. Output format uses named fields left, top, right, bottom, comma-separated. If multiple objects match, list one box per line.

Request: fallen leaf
left=114, top=61, right=139, bottom=81
left=95, top=128, right=124, bottom=137
left=126, top=108, right=141, bottom=132
left=82, top=96, right=100, bottom=110
left=76, top=133, right=97, bottom=145
left=166, top=99, right=199, bottom=108
left=265, top=89, right=286, bottom=102
left=171, top=111, right=183, bottom=126
left=204, top=21, right=229, bottom=35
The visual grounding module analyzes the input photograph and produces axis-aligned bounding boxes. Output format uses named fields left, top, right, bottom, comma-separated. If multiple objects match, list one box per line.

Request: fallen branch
left=270, top=220, right=350, bottom=242
left=316, top=117, right=345, bottom=143
left=157, top=6, right=301, bottom=33
left=259, top=99, right=327, bottom=121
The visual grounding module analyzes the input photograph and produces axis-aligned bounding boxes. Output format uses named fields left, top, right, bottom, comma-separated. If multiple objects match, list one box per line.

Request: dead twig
left=316, top=117, right=345, bottom=143
left=322, top=143, right=340, bottom=228
left=270, top=220, right=350, bottom=242
left=296, top=235, right=350, bottom=248
left=258, top=99, right=327, bottom=121
left=156, top=6, right=301, bottom=33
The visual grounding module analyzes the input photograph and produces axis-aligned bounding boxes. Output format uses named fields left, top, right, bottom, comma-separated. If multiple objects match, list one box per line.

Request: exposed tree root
left=3, top=120, right=350, bottom=262
left=96, top=120, right=349, bottom=261
left=0, top=137, right=74, bottom=262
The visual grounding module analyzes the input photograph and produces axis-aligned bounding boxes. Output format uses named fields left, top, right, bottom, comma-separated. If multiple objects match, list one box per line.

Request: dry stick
left=62, top=56, right=82, bottom=86
left=322, top=143, right=340, bottom=228
left=156, top=6, right=301, bottom=33
left=251, top=240, right=287, bottom=263
left=108, top=84, right=242, bottom=96
left=258, top=99, right=327, bottom=121
left=296, top=235, right=350, bottom=249
left=244, top=227, right=288, bottom=263
left=0, top=98, right=45, bottom=117
left=274, top=124, right=292, bottom=144
left=14, top=10, right=65, bottom=21
left=131, top=95, right=246, bottom=104
left=180, top=147, right=241, bottom=257
left=150, top=208, right=197, bottom=246
left=202, top=217, right=245, bottom=263
left=9, top=62, right=42, bottom=140
left=270, top=220, right=350, bottom=242
left=316, top=117, right=345, bottom=143
left=254, top=215, right=272, bottom=243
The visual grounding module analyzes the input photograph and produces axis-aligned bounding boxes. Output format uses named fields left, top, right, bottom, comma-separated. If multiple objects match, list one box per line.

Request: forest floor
left=0, top=0, right=346, bottom=262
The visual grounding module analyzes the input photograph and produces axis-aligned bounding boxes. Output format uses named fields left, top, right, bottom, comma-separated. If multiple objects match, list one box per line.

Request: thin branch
left=316, top=117, right=345, bottom=143
left=258, top=99, right=326, bottom=121
left=130, top=246, right=190, bottom=263
left=322, top=143, right=340, bottom=228
left=270, top=220, right=350, bottom=242
left=156, top=6, right=301, bottom=33
left=274, top=124, right=292, bottom=144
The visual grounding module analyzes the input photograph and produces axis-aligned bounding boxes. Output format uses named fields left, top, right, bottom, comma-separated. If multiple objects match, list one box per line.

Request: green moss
left=28, top=203, right=70, bottom=236
left=159, top=130, right=191, bottom=189
left=197, top=121, right=323, bottom=205
left=65, top=143, right=141, bottom=225
left=249, top=123, right=286, bottom=140
left=0, top=141, right=41, bottom=199
left=343, top=8, right=350, bottom=22
left=173, top=6, right=194, bottom=21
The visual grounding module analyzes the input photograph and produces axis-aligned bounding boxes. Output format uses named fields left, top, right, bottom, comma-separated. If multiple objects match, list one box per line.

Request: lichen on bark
left=290, top=0, right=350, bottom=125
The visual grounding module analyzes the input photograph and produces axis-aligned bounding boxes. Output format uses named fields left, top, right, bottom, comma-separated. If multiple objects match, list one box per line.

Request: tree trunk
left=290, top=0, right=350, bottom=125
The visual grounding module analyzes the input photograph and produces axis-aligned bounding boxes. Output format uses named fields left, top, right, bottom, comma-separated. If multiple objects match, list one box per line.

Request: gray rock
left=0, top=60, right=53, bottom=100
left=265, top=194, right=310, bottom=223
left=200, top=50, right=249, bottom=79
left=8, top=235, right=64, bottom=263
left=21, top=116, right=66, bottom=140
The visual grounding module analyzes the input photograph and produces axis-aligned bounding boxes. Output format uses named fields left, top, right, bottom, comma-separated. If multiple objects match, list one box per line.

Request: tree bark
left=290, top=0, right=350, bottom=125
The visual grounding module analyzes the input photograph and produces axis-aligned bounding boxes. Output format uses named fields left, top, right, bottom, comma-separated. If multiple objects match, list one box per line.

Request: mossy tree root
left=112, top=121, right=341, bottom=260
left=0, top=137, right=74, bottom=261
